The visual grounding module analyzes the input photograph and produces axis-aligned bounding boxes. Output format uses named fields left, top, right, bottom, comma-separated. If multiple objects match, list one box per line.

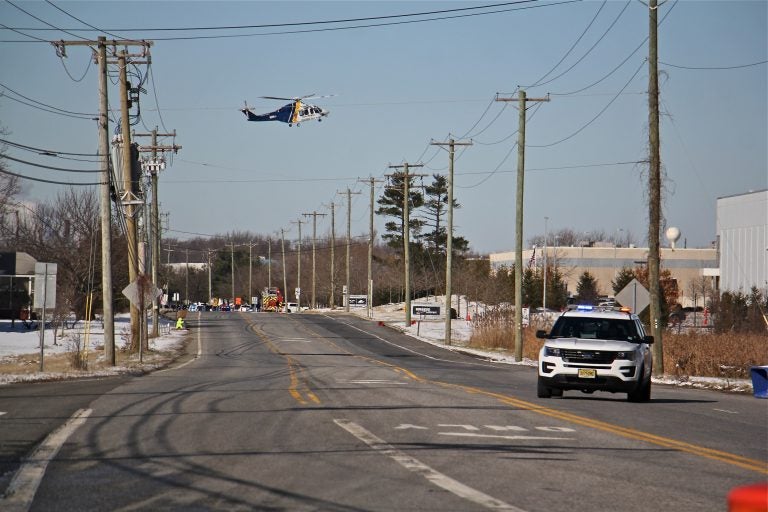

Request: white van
left=285, top=302, right=299, bottom=313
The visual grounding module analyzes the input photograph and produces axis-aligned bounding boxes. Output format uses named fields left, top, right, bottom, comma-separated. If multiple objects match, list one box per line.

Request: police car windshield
left=550, top=317, right=640, bottom=341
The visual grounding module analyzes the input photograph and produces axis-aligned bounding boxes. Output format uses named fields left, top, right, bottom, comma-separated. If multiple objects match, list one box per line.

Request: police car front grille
left=562, top=350, right=616, bottom=364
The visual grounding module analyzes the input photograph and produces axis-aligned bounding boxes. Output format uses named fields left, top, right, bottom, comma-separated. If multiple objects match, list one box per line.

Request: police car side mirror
left=644, top=335, right=654, bottom=344
left=536, top=330, right=548, bottom=339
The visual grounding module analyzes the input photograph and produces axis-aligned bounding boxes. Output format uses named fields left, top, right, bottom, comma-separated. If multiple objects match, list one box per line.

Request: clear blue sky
left=1, top=0, right=766, bottom=254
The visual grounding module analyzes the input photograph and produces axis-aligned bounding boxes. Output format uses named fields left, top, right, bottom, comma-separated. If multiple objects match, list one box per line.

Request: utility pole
left=230, top=241, right=235, bottom=302
left=430, top=138, right=472, bottom=345
left=96, top=38, right=114, bottom=365
left=360, top=177, right=384, bottom=319
left=207, top=249, right=212, bottom=304
left=281, top=228, right=288, bottom=310
left=291, top=219, right=304, bottom=307
left=52, top=38, right=152, bottom=365
left=387, top=162, right=425, bottom=326
left=341, top=188, right=361, bottom=312
left=185, top=248, right=189, bottom=304
left=132, top=128, right=180, bottom=337
left=647, top=0, right=664, bottom=376
left=330, top=202, right=336, bottom=308
left=118, top=49, right=142, bottom=352
left=251, top=242, right=255, bottom=303
left=496, top=91, right=550, bottom=361
left=302, top=211, right=327, bottom=309
left=268, top=239, right=273, bottom=289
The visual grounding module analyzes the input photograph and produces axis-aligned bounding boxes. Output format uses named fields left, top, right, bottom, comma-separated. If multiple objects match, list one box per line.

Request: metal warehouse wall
left=716, top=189, right=768, bottom=293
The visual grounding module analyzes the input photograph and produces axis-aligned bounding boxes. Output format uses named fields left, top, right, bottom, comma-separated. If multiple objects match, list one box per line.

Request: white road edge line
left=334, top=419, right=526, bottom=511
left=2, top=408, right=93, bottom=511
left=323, top=314, right=494, bottom=368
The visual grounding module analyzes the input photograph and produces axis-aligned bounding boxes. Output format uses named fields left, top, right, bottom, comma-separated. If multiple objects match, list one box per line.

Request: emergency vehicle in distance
left=261, top=287, right=284, bottom=312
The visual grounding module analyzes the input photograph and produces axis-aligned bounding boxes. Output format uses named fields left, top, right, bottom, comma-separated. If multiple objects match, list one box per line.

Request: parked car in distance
left=285, top=302, right=300, bottom=313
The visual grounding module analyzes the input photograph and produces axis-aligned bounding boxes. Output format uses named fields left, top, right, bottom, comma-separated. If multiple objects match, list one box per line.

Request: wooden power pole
left=496, top=91, right=550, bottom=361
left=387, top=162, right=425, bottom=326
left=648, top=0, right=664, bottom=375
left=430, top=138, right=472, bottom=346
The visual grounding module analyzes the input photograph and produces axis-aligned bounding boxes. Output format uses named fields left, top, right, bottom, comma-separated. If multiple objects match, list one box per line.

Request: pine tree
left=576, top=271, right=600, bottom=305
left=375, top=171, right=425, bottom=249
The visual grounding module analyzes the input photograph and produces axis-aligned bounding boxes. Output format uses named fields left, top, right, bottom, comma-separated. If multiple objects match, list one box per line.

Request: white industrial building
left=489, top=245, right=718, bottom=307
left=716, top=189, right=768, bottom=293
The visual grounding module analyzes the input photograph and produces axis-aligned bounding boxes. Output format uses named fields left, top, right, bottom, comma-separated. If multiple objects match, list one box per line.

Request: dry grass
left=469, top=312, right=768, bottom=378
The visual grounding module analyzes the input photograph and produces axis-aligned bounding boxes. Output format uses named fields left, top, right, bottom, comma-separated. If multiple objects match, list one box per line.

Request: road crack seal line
left=247, top=321, right=320, bottom=406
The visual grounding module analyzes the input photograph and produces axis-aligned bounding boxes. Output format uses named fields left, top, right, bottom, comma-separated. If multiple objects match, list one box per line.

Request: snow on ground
left=0, top=313, right=185, bottom=386
left=0, top=299, right=757, bottom=394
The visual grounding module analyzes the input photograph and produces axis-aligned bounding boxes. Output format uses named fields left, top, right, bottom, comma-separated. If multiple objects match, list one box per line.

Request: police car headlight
left=615, top=349, right=639, bottom=360
left=544, top=346, right=562, bottom=357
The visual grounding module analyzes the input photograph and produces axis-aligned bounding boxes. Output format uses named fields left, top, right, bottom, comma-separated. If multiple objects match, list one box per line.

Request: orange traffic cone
left=466, top=313, right=471, bottom=321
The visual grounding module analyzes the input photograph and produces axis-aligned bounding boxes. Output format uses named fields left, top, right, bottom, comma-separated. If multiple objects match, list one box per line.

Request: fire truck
left=261, top=287, right=284, bottom=312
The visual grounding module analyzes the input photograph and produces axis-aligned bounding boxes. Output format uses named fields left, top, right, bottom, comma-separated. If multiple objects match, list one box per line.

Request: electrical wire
left=529, top=0, right=631, bottom=88
left=528, top=0, right=608, bottom=87
left=2, top=0, right=581, bottom=42
left=43, top=0, right=126, bottom=40
left=528, top=58, right=646, bottom=148
left=4, top=0, right=89, bottom=41
left=0, top=137, right=100, bottom=157
left=659, top=60, right=767, bottom=70
left=549, top=0, right=677, bottom=96
left=0, top=81, right=96, bottom=118
left=2, top=153, right=102, bottom=172
left=9, top=1, right=545, bottom=33
left=0, top=22, right=49, bottom=42
left=0, top=166, right=103, bottom=185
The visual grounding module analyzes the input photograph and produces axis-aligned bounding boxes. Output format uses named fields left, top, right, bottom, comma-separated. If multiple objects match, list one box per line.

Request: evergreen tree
left=419, top=174, right=468, bottom=254
left=576, top=271, right=599, bottom=305
left=375, top=171, right=425, bottom=249
left=612, top=267, right=636, bottom=295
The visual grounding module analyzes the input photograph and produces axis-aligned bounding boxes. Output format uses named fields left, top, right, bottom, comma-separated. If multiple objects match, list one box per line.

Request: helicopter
left=241, top=94, right=332, bottom=127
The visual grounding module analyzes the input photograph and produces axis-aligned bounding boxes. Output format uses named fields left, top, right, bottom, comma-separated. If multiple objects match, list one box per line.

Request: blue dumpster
left=750, top=366, right=768, bottom=399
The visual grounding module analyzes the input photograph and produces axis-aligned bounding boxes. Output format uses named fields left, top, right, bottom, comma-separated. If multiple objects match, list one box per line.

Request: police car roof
left=559, top=307, right=637, bottom=320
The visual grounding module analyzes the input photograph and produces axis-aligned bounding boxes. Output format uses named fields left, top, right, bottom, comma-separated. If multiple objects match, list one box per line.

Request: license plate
left=578, top=368, right=597, bottom=379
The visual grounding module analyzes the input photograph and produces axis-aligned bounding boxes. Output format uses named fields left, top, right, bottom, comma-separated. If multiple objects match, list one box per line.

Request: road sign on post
left=615, top=278, right=651, bottom=314
left=34, top=262, right=57, bottom=372
left=33, top=263, right=57, bottom=310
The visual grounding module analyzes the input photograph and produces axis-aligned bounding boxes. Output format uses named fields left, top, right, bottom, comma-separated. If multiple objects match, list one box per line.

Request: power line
left=8, top=1, right=544, bottom=33
left=0, top=0, right=581, bottom=42
left=0, top=165, right=103, bottom=185
left=528, top=58, right=646, bottom=148
left=528, top=0, right=631, bottom=88
left=528, top=0, right=609, bottom=87
left=2, top=153, right=102, bottom=172
left=43, top=0, right=126, bottom=40
left=0, top=81, right=96, bottom=118
left=659, top=60, right=767, bottom=70
left=548, top=0, right=677, bottom=96
left=5, top=0, right=89, bottom=41
left=0, top=136, right=100, bottom=157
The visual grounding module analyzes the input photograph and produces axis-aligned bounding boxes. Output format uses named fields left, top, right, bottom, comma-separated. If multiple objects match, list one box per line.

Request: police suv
left=536, top=306, right=654, bottom=402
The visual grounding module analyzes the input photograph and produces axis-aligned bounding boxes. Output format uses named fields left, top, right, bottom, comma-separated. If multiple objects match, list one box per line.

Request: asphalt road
left=0, top=311, right=765, bottom=511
